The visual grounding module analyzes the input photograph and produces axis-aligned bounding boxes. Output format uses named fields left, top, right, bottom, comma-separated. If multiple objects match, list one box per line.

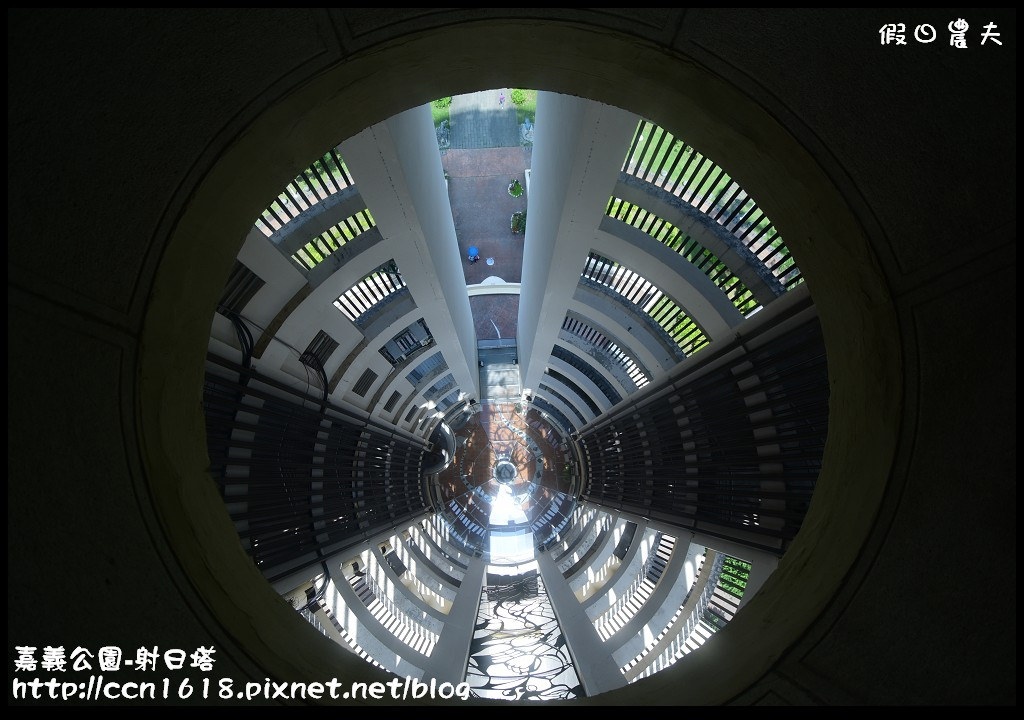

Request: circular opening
left=138, top=20, right=899, bottom=704
left=494, top=460, right=517, bottom=483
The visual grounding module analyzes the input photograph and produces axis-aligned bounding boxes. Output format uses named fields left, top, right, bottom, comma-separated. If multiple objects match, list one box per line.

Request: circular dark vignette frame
left=136, top=20, right=900, bottom=706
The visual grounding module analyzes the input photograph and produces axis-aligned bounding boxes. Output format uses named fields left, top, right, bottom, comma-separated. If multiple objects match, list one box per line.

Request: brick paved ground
left=469, top=295, right=519, bottom=340
left=443, top=147, right=530, bottom=284
left=442, top=93, right=531, bottom=350
left=450, top=89, right=519, bottom=149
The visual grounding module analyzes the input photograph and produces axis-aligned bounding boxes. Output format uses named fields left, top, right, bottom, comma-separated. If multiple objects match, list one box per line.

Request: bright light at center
left=489, top=484, right=528, bottom=526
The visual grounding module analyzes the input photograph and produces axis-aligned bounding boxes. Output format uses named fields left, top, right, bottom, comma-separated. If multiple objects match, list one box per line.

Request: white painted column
left=604, top=504, right=780, bottom=610
left=536, top=545, right=628, bottom=695
left=518, top=93, right=639, bottom=393
left=341, top=105, right=479, bottom=405
left=420, top=556, right=486, bottom=684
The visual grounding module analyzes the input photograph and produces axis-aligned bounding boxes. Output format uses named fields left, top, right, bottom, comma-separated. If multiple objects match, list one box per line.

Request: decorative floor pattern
left=466, top=573, right=584, bottom=701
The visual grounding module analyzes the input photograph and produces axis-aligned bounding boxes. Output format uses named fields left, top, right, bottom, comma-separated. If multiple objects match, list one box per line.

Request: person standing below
left=499, top=91, right=505, bottom=108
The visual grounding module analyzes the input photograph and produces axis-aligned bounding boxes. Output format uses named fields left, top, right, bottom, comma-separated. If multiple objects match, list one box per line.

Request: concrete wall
left=518, top=93, right=639, bottom=392
left=341, top=111, right=479, bottom=406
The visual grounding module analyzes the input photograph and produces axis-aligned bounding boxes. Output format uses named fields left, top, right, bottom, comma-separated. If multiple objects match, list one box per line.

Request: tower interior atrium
left=8, top=8, right=1014, bottom=706
left=200, top=88, right=825, bottom=698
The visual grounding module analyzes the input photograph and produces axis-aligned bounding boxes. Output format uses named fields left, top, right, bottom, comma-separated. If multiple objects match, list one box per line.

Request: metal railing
left=550, top=344, right=623, bottom=405
left=623, top=552, right=723, bottom=680
left=361, top=573, right=439, bottom=655
left=593, top=533, right=674, bottom=640
left=203, top=354, right=429, bottom=583
left=561, top=315, right=650, bottom=389
left=581, top=313, right=828, bottom=552
left=581, top=252, right=708, bottom=355
left=621, top=119, right=802, bottom=290
left=334, top=260, right=407, bottom=323
left=288, top=210, right=376, bottom=271
left=604, top=199, right=761, bottom=315
left=255, top=147, right=355, bottom=236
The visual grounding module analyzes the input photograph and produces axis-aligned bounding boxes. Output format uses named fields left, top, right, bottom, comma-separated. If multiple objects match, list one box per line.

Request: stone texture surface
left=679, top=8, right=1016, bottom=281
left=450, top=89, right=520, bottom=149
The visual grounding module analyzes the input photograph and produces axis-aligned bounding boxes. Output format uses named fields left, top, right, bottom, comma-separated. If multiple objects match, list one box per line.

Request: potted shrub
left=510, top=210, right=527, bottom=234
left=507, top=178, right=523, bottom=198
